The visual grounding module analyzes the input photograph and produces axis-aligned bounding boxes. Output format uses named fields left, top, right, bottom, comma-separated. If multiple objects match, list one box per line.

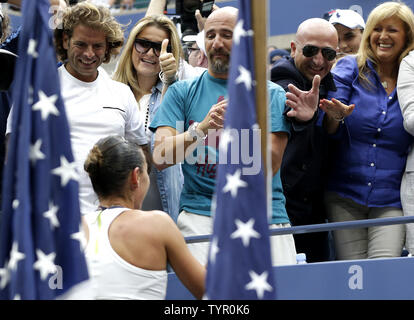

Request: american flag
left=0, top=0, right=89, bottom=299
left=205, top=0, right=275, bottom=299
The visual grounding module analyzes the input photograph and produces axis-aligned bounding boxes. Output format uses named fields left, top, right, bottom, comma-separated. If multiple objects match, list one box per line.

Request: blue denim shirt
left=148, top=81, right=184, bottom=222
left=325, top=55, right=413, bottom=208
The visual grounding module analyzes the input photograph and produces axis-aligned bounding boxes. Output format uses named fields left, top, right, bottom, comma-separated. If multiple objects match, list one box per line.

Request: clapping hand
left=198, top=99, right=228, bottom=134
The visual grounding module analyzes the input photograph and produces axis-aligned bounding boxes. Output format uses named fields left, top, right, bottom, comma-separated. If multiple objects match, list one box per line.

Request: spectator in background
left=270, top=18, right=353, bottom=263
left=184, top=31, right=208, bottom=68
left=320, top=1, right=414, bottom=260
left=112, top=14, right=189, bottom=223
left=268, top=48, right=290, bottom=72
left=120, top=0, right=133, bottom=10
left=329, top=9, right=365, bottom=58
left=397, top=50, right=414, bottom=257
left=83, top=135, right=205, bottom=300
left=267, top=44, right=278, bottom=56
left=269, top=48, right=290, bottom=65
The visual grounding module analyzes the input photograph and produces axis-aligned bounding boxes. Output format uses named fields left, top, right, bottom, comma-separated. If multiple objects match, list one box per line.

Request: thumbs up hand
left=159, top=39, right=178, bottom=85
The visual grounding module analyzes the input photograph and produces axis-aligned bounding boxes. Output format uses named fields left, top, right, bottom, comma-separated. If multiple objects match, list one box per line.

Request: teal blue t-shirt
left=268, top=81, right=291, bottom=224
left=150, top=71, right=291, bottom=224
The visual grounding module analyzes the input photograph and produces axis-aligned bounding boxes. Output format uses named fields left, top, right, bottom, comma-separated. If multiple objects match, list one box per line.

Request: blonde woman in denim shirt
left=113, top=15, right=204, bottom=222
left=320, top=2, right=414, bottom=260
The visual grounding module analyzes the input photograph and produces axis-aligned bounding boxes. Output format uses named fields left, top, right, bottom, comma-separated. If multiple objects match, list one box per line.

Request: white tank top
left=85, top=207, right=168, bottom=300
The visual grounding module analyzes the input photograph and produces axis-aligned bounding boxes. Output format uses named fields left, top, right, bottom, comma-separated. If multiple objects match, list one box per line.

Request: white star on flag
left=230, top=218, right=261, bottom=247
left=222, top=169, right=248, bottom=198
left=32, top=90, right=59, bottom=121
left=71, top=224, right=87, bottom=251
left=43, top=201, right=60, bottom=230
left=233, top=19, right=254, bottom=45
left=8, top=242, right=25, bottom=271
left=33, top=249, right=57, bottom=281
left=29, top=139, right=46, bottom=165
left=235, top=65, right=253, bottom=91
left=209, top=237, right=220, bottom=264
left=245, top=270, right=273, bottom=299
left=27, top=39, right=39, bottom=58
left=0, top=260, right=10, bottom=289
left=52, top=156, right=79, bottom=187
left=219, top=128, right=234, bottom=154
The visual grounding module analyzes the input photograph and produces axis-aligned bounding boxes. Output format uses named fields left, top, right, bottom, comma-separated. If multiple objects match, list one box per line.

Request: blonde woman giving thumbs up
left=113, top=15, right=205, bottom=223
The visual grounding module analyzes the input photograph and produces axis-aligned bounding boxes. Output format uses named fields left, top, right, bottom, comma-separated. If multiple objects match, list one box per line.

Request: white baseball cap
left=329, top=9, right=365, bottom=30
left=182, top=30, right=206, bottom=56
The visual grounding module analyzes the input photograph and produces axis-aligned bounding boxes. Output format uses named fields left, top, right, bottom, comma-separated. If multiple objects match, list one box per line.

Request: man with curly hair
left=6, top=2, right=147, bottom=216
left=51, top=2, right=148, bottom=215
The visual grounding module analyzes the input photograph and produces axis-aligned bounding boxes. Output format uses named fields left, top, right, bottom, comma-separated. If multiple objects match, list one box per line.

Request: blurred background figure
left=329, top=9, right=365, bottom=58
left=269, top=48, right=290, bottom=68
left=86, top=0, right=116, bottom=8
left=183, top=30, right=207, bottom=68
left=267, top=44, right=278, bottom=56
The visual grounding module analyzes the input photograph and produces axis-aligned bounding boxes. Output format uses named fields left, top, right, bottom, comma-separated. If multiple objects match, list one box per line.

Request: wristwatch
left=188, top=122, right=207, bottom=140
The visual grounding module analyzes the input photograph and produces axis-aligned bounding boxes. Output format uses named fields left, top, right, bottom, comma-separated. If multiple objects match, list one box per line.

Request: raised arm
left=145, top=0, right=166, bottom=16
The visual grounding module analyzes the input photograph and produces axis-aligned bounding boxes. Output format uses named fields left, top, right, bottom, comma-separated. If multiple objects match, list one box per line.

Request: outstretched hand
left=195, top=4, right=220, bottom=31
left=159, top=39, right=177, bottom=84
left=285, top=75, right=320, bottom=122
left=319, top=98, right=355, bottom=121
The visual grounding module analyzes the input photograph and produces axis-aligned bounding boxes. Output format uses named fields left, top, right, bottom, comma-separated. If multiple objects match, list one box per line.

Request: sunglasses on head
left=134, top=38, right=171, bottom=57
left=299, top=43, right=337, bottom=61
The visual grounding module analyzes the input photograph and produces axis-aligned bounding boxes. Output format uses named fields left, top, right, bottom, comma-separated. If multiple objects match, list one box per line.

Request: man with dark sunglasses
left=270, top=18, right=339, bottom=263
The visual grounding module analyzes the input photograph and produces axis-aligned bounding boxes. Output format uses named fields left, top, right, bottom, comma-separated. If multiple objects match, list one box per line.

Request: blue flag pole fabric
left=205, top=0, right=276, bottom=299
left=0, top=0, right=89, bottom=299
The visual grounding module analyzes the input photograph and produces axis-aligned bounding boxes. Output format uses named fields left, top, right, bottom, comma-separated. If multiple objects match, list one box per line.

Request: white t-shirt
left=59, top=66, right=147, bottom=214
left=178, top=59, right=206, bottom=81
left=7, top=66, right=147, bottom=215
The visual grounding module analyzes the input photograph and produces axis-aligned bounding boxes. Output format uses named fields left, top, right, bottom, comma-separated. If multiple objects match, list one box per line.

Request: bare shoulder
left=116, top=209, right=176, bottom=237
